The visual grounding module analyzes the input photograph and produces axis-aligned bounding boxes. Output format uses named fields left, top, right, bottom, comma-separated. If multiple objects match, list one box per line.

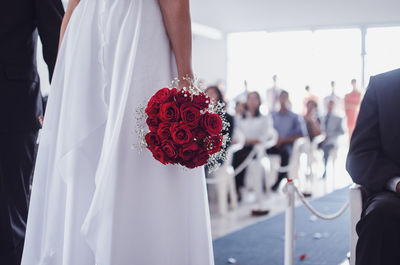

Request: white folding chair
left=349, top=184, right=363, bottom=265
left=243, top=130, right=278, bottom=207
left=268, top=137, right=309, bottom=189
left=206, top=130, right=245, bottom=215
left=298, top=134, right=326, bottom=192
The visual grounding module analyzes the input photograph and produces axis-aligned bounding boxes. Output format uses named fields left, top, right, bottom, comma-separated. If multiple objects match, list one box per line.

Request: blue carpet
left=213, top=187, right=350, bottom=265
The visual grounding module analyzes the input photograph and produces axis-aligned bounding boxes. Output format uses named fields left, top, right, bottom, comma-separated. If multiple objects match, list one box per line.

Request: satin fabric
left=21, top=1, right=214, bottom=264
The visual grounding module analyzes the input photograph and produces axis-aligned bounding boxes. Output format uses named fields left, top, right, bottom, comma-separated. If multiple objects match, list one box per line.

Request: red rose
left=150, top=146, right=168, bottom=165
left=162, top=140, right=178, bottom=160
left=145, top=97, right=160, bottom=117
left=152, top=87, right=177, bottom=103
left=170, top=122, right=193, bottom=145
left=179, top=142, right=200, bottom=161
left=175, top=89, right=192, bottom=104
left=180, top=103, right=201, bottom=127
left=145, top=132, right=161, bottom=147
left=193, top=127, right=207, bottom=141
left=183, top=148, right=209, bottom=168
left=201, top=112, right=223, bottom=136
left=157, top=122, right=172, bottom=140
left=197, top=148, right=210, bottom=165
left=146, top=116, right=160, bottom=132
left=192, top=93, right=210, bottom=110
left=205, top=135, right=223, bottom=155
left=170, top=87, right=178, bottom=98
left=159, top=102, right=180, bottom=122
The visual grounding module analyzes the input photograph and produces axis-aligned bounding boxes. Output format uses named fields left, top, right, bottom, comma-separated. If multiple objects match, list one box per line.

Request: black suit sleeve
left=35, top=0, right=65, bottom=82
left=346, top=77, right=400, bottom=193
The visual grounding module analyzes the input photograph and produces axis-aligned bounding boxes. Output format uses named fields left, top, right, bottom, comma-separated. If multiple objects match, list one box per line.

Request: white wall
left=46, top=0, right=400, bottom=89
left=193, top=36, right=227, bottom=85
left=191, top=0, right=400, bottom=33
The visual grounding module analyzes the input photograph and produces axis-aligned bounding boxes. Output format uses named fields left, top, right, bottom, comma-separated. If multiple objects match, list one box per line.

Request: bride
left=21, top=0, right=214, bottom=264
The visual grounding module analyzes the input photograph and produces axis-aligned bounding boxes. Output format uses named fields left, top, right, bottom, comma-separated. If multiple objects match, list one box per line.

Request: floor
left=208, top=138, right=353, bottom=240
left=212, top=186, right=352, bottom=265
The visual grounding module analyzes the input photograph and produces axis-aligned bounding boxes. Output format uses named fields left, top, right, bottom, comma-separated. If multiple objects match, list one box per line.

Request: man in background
left=320, top=99, right=344, bottom=178
left=268, top=90, right=307, bottom=191
left=323, top=81, right=342, bottom=114
left=0, top=1, right=64, bottom=264
left=302, top=85, right=319, bottom=115
left=266, top=74, right=282, bottom=113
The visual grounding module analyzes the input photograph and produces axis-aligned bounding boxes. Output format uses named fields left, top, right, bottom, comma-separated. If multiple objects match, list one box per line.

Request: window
left=227, top=28, right=361, bottom=113
left=365, top=26, right=400, bottom=84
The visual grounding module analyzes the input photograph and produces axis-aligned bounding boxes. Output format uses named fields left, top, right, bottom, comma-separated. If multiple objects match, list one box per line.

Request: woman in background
left=345, top=78, right=362, bottom=139
left=304, top=100, right=322, bottom=141
left=232, top=92, right=276, bottom=201
left=205, top=86, right=234, bottom=141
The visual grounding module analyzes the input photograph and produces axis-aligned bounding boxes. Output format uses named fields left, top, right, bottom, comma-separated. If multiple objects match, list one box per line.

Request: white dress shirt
left=236, top=114, right=276, bottom=143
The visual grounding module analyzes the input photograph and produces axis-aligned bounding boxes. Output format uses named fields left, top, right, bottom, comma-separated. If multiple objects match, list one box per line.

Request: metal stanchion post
left=284, top=179, right=295, bottom=265
left=282, top=177, right=350, bottom=265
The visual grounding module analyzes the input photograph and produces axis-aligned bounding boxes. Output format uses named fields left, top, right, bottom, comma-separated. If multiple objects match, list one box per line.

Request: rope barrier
left=292, top=183, right=349, bottom=220
left=233, top=148, right=258, bottom=177
left=284, top=180, right=350, bottom=265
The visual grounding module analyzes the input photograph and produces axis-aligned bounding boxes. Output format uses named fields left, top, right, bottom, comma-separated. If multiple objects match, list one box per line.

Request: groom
left=347, top=68, right=400, bottom=265
left=0, top=1, right=64, bottom=264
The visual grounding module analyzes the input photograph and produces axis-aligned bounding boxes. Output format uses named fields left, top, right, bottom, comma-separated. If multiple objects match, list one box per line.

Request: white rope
left=292, top=184, right=349, bottom=220
left=233, top=148, right=258, bottom=177
left=206, top=147, right=258, bottom=186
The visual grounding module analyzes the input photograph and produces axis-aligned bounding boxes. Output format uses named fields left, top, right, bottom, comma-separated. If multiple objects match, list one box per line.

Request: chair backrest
left=286, top=137, right=308, bottom=178
left=230, top=129, right=278, bottom=177
left=223, top=129, right=246, bottom=169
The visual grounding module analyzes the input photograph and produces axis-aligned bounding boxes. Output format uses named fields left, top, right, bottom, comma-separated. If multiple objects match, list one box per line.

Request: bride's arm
left=158, top=0, right=193, bottom=83
left=59, top=0, right=81, bottom=49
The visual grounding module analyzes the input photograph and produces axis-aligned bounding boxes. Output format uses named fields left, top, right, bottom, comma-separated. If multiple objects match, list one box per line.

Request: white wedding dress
left=21, top=0, right=214, bottom=264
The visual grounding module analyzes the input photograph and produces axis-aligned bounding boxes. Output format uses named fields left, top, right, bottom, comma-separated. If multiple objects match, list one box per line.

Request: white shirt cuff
left=386, top=177, right=400, bottom=192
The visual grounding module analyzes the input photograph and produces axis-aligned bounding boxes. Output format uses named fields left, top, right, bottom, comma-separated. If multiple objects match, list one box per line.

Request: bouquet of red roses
left=143, top=85, right=226, bottom=169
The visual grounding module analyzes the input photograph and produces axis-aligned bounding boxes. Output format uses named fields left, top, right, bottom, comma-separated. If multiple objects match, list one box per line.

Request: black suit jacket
left=347, top=68, right=400, bottom=194
left=0, top=0, right=64, bottom=132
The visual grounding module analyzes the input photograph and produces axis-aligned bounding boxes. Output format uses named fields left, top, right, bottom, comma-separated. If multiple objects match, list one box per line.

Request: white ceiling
left=191, top=0, right=400, bottom=33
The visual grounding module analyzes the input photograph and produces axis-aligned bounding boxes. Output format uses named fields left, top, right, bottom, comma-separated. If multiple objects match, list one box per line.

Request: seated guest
left=323, top=81, right=342, bottom=115
left=304, top=100, right=322, bottom=141
left=347, top=69, right=400, bottom=265
left=232, top=92, right=276, bottom=200
left=303, top=85, right=319, bottom=115
left=205, top=86, right=234, bottom=141
left=234, top=101, right=246, bottom=120
left=204, top=86, right=235, bottom=178
left=269, top=90, right=306, bottom=191
left=303, top=100, right=322, bottom=197
left=319, top=99, right=344, bottom=178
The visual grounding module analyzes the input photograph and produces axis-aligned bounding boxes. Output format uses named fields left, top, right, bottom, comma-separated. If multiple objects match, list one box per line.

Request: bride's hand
left=178, top=72, right=194, bottom=91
